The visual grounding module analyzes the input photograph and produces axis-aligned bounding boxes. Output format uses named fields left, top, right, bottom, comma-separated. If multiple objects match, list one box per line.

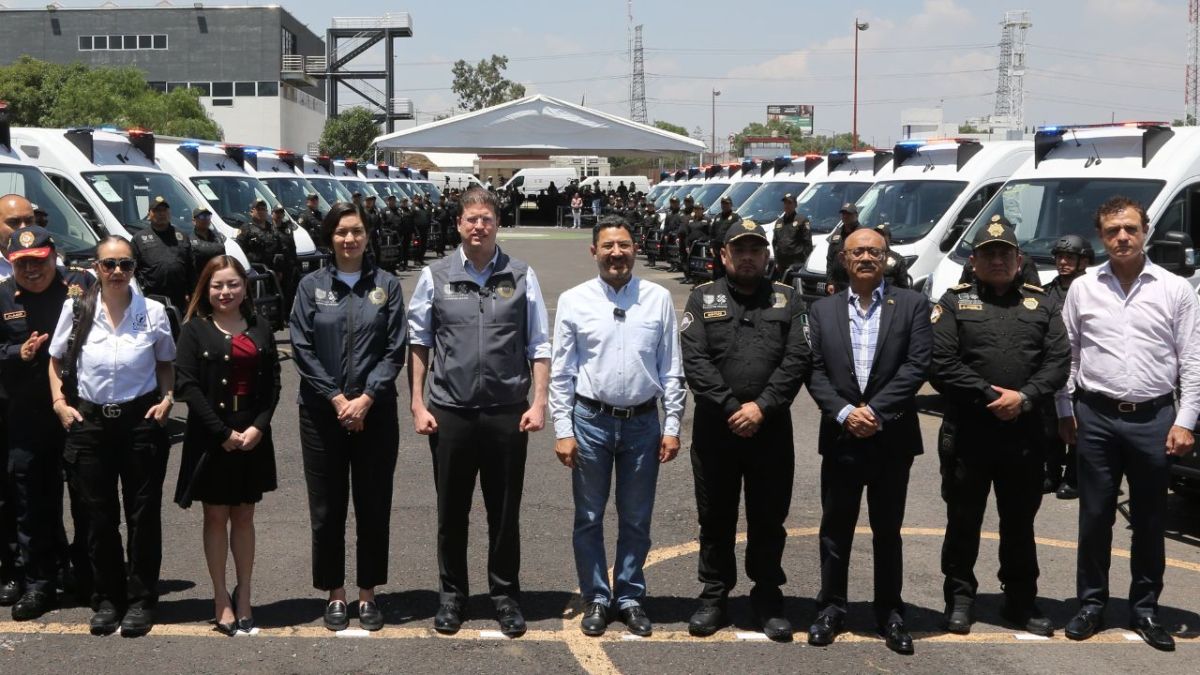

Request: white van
left=702, top=161, right=769, bottom=218
left=0, top=114, right=99, bottom=262
left=579, top=175, right=652, bottom=195
left=330, top=159, right=379, bottom=200
left=736, top=156, right=822, bottom=231
left=297, top=155, right=355, bottom=206
left=427, top=171, right=482, bottom=192
left=848, top=138, right=1032, bottom=294
left=927, top=122, right=1200, bottom=300
left=502, top=167, right=578, bottom=196
left=245, top=149, right=332, bottom=220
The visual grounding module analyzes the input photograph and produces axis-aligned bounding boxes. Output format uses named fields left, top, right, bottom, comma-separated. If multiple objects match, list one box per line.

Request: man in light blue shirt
left=550, top=216, right=685, bottom=638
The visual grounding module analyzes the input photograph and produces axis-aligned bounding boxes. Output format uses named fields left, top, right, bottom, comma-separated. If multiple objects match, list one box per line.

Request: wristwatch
left=1019, top=391, right=1033, bottom=413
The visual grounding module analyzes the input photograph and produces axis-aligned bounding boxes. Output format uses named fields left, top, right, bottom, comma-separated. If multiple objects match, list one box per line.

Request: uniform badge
left=680, top=311, right=694, bottom=332
left=176, top=231, right=184, bottom=241
left=702, top=294, right=715, bottom=305
left=315, top=288, right=327, bottom=300
left=132, top=312, right=148, bottom=331
left=369, top=287, right=387, bottom=305
left=495, top=280, right=515, bottom=299
left=930, top=305, right=943, bottom=323
left=987, top=222, right=1004, bottom=237
left=772, top=292, right=788, bottom=309
left=1023, top=297, right=1038, bottom=310
left=67, top=283, right=83, bottom=298
left=742, top=221, right=756, bottom=231
left=17, top=231, right=34, bottom=248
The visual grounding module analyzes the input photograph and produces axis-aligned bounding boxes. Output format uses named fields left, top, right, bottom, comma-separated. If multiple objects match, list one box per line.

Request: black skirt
left=175, top=409, right=278, bottom=507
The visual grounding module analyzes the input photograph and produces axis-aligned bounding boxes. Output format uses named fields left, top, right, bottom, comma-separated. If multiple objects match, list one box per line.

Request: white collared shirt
left=1056, top=259, right=1200, bottom=429
left=550, top=276, right=686, bottom=439
left=49, top=292, right=176, bottom=405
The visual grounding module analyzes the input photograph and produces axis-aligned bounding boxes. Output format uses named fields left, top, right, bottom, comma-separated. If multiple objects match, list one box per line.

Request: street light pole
left=711, top=89, right=721, bottom=163
left=853, top=19, right=869, bottom=150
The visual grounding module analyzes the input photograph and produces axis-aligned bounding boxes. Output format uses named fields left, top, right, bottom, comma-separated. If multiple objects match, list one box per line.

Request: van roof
left=1022, top=123, right=1200, bottom=180
left=12, top=127, right=162, bottom=173
left=884, top=139, right=1031, bottom=181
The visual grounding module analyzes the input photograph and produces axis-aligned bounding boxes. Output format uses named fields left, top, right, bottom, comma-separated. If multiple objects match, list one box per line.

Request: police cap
left=972, top=214, right=1019, bottom=250
left=8, top=225, right=55, bottom=261
left=725, top=219, right=770, bottom=246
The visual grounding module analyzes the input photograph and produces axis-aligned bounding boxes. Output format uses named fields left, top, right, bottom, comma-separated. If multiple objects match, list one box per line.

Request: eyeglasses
left=3, top=216, right=36, bottom=228
left=847, top=247, right=885, bottom=260
left=98, top=257, right=136, bottom=272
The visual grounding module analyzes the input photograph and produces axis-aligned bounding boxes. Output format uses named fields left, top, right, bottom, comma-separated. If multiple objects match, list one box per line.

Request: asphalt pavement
left=2, top=227, right=1198, bottom=674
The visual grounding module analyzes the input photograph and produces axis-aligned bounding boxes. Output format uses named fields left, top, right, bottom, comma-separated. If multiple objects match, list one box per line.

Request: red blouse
left=230, top=333, right=259, bottom=396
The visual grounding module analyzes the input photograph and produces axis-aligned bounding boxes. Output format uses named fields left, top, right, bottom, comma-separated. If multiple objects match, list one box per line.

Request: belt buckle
left=101, top=404, right=122, bottom=419
left=1117, top=401, right=1137, bottom=413
left=610, top=406, right=633, bottom=419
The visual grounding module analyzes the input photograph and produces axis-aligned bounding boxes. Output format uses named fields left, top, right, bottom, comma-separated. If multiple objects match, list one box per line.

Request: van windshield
left=0, top=165, right=98, bottom=257
left=950, top=178, right=1165, bottom=264
left=259, top=176, right=331, bottom=218
left=705, top=181, right=762, bottom=217
left=191, top=175, right=283, bottom=228
left=796, top=181, right=874, bottom=234
left=369, top=180, right=409, bottom=201
left=339, top=179, right=377, bottom=200
left=687, top=183, right=732, bottom=212
left=736, top=180, right=810, bottom=224
left=307, top=176, right=353, bottom=206
left=856, top=180, right=967, bottom=244
left=83, top=170, right=202, bottom=234
left=415, top=181, right=441, bottom=203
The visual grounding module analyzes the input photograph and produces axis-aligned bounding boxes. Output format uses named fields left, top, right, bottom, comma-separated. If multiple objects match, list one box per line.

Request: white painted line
left=478, top=630, right=508, bottom=640
left=237, top=627, right=261, bottom=637
left=334, top=628, right=371, bottom=638
left=621, top=634, right=644, bottom=641
left=1122, top=632, right=1143, bottom=641
left=1014, top=633, right=1051, bottom=641
left=735, top=632, right=768, bottom=641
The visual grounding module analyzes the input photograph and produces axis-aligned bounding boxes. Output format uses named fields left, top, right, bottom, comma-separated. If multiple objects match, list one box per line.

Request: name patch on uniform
left=703, top=310, right=728, bottom=319
left=442, top=283, right=472, bottom=299
left=958, top=302, right=983, bottom=311
left=3, top=310, right=26, bottom=321
left=369, top=287, right=387, bottom=305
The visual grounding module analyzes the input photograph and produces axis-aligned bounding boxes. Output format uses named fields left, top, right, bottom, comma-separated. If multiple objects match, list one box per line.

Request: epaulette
left=772, top=281, right=790, bottom=288
left=1022, top=283, right=1045, bottom=293
left=950, top=283, right=972, bottom=292
left=695, top=281, right=715, bottom=288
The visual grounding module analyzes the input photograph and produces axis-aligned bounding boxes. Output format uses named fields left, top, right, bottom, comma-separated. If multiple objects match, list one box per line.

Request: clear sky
left=8, top=0, right=1187, bottom=149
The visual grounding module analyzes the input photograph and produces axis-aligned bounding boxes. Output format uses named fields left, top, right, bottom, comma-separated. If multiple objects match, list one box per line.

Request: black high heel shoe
left=233, top=585, right=254, bottom=633
left=213, top=592, right=236, bottom=636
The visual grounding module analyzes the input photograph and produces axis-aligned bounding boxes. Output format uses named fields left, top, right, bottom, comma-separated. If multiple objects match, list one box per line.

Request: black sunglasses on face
left=98, top=257, right=136, bottom=272
left=3, top=216, right=36, bottom=228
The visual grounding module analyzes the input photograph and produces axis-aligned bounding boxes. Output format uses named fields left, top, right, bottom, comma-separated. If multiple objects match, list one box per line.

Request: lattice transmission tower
left=630, top=25, right=648, bottom=123
left=993, top=10, right=1032, bottom=129
left=1188, top=0, right=1199, bottom=123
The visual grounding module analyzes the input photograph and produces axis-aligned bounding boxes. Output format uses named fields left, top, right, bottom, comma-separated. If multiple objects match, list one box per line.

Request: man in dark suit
left=805, top=227, right=932, bottom=655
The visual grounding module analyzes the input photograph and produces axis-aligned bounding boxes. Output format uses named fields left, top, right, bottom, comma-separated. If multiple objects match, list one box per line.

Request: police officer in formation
left=662, top=196, right=687, bottom=272
left=298, top=193, right=323, bottom=244
left=381, top=195, right=408, bottom=272
left=930, top=217, right=1069, bottom=637
left=824, top=204, right=909, bottom=293
left=409, top=193, right=432, bottom=266
left=681, top=203, right=710, bottom=276
left=681, top=219, right=810, bottom=641
left=131, top=196, right=193, bottom=312
left=772, top=193, right=813, bottom=279
left=188, top=207, right=225, bottom=273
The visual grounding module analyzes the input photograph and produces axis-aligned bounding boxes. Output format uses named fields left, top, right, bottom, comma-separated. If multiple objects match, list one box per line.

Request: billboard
left=767, top=105, right=814, bottom=136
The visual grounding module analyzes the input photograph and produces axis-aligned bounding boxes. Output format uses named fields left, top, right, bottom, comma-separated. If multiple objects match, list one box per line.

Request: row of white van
left=646, top=122, right=1200, bottom=299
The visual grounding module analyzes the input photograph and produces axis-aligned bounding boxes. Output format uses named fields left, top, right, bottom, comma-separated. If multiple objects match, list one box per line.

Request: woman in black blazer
left=174, top=255, right=281, bottom=636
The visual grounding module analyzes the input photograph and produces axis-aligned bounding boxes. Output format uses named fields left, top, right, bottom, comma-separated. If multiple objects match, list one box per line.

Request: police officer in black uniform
left=708, top=197, right=740, bottom=281
left=682, top=203, right=710, bottom=278
left=410, top=194, right=432, bottom=266
left=825, top=210, right=909, bottom=293
left=0, top=227, right=94, bottom=620
left=131, top=196, right=193, bottom=312
left=958, top=216, right=1041, bottom=287
left=299, top=193, right=324, bottom=244
left=930, top=218, right=1069, bottom=638
left=380, top=195, right=406, bottom=272
left=680, top=219, right=811, bottom=641
left=236, top=200, right=286, bottom=270
left=772, top=193, right=813, bottom=280
left=1042, top=234, right=1093, bottom=500
left=188, top=207, right=225, bottom=273
left=663, top=197, right=687, bottom=271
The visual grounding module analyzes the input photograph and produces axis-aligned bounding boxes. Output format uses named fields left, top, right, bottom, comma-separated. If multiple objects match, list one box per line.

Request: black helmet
left=1051, top=234, right=1095, bottom=261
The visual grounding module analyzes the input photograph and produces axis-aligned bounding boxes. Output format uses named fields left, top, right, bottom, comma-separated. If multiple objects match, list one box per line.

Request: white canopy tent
left=371, top=94, right=705, bottom=157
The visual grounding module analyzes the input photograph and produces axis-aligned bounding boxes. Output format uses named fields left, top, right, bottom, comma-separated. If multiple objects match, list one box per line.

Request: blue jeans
left=571, top=401, right=661, bottom=609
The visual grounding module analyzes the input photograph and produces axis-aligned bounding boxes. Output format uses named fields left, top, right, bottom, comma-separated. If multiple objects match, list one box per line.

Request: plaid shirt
left=836, top=283, right=885, bottom=424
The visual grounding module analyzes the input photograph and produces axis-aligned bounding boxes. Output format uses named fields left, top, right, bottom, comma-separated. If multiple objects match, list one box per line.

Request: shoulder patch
left=950, top=283, right=972, bottom=292
left=1022, top=283, right=1045, bottom=294
left=931, top=305, right=943, bottom=323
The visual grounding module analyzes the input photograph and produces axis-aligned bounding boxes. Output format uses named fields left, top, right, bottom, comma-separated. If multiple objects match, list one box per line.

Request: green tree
left=319, top=107, right=380, bottom=160
left=0, top=56, right=85, bottom=126
left=652, top=120, right=689, bottom=137
left=450, top=55, right=526, bottom=112
left=958, top=123, right=983, bottom=134
left=731, top=118, right=858, bottom=156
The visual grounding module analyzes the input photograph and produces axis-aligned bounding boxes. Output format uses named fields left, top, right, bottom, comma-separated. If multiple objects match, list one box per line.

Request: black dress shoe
left=580, top=601, right=609, bottom=636
left=324, top=600, right=350, bottom=632
left=236, top=617, right=255, bottom=633
left=760, top=615, right=794, bottom=643
left=1065, top=608, right=1104, bottom=640
left=944, top=604, right=973, bottom=634
left=213, top=619, right=237, bottom=636
left=881, top=621, right=914, bottom=655
left=0, top=579, right=22, bottom=606
left=1056, top=483, right=1079, bottom=500
left=90, top=601, right=122, bottom=636
left=687, top=604, right=729, bottom=637
left=433, top=602, right=464, bottom=634
left=358, top=601, right=383, bottom=632
left=619, top=605, right=652, bottom=637
left=497, top=603, right=527, bottom=638
left=1001, top=602, right=1053, bottom=637
left=120, top=606, right=154, bottom=637
left=12, top=589, right=56, bottom=621
left=807, top=613, right=844, bottom=646
left=1131, top=616, right=1175, bottom=652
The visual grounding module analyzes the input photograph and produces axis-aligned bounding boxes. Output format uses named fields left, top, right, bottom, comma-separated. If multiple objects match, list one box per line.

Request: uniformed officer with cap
left=959, top=216, right=1041, bottom=286
left=825, top=205, right=909, bottom=293
left=410, top=193, right=432, bottom=266
left=236, top=199, right=286, bottom=270
left=188, top=206, right=225, bottom=273
left=0, top=226, right=93, bottom=620
left=930, top=218, right=1069, bottom=637
left=682, top=203, right=710, bottom=277
left=299, top=193, right=323, bottom=243
left=681, top=219, right=811, bottom=641
left=709, top=196, right=740, bottom=280
left=131, top=196, right=193, bottom=312
left=663, top=197, right=687, bottom=271
left=772, top=193, right=812, bottom=279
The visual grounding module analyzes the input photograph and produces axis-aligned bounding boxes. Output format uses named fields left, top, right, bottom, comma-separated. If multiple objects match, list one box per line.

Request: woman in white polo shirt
left=47, top=235, right=176, bottom=639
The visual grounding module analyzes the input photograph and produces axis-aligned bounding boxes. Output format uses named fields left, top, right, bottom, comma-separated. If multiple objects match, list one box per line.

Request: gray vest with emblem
left=427, top=249, right=531, bottom=409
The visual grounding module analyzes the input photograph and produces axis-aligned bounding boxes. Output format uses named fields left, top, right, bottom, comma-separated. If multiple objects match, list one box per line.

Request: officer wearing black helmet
left=930, top=217, right=1069, bottom=638
left=1042, top=234, right=1094, bottom=500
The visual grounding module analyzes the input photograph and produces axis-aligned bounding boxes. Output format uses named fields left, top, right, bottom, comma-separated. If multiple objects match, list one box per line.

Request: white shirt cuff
left=836, top=405, right=854, bottom=425
left=1174, top=407, right=1198, bottom=431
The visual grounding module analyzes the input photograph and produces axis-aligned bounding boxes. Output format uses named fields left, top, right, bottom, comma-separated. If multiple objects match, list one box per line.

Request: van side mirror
left=1148, top=230, right=1196, bottom=278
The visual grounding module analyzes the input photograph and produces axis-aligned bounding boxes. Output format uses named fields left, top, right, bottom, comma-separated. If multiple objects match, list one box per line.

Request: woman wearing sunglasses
left=173, top=255, right=280, bottom=636
left=47, top=236, right=176, bottom=638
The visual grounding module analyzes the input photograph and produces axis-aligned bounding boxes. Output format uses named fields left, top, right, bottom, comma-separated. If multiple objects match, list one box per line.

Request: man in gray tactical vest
left=407, top=187, right=551, bottom=639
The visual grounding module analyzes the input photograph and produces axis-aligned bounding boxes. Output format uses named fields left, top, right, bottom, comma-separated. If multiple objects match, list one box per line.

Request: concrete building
left=0, top=3, right=327, bottom=151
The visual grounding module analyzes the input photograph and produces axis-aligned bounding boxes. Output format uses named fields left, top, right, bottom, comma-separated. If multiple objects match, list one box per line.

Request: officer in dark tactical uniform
left=380, top=195, right=406, bottom=271
left=298, top=193, right=323, bottom=243
left=1042, top=234, right=1093, bottom=500
left=188, top=207, right=225, bottom=272
left=663, top=197, right=687, bottom=271
left=772, top=193, right=813, bottom=280
left=958, top=216, right=1041, bottom=286
left=130, top=196, right=193, bottom=312
left=410, top=194, right=432, bottom=266
left=825, top=206, right=909, bottom=293
left=237, top=200, right=286, bottom=269
left=0, top=226, right=94, bottom=620
left=929, top=219, right=1069, bottom=638
left=682, top=203, right=710, bottom=277
left=708, top=197, right=740, bottom=281
left=680, top=219, right=811, bottom=641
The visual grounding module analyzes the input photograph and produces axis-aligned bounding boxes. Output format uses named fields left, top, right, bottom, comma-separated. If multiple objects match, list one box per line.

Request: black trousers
left=299, top=400, right=399, bottom=591
left=1041, top=403, right=1077, bottom=488
left=64, top=398, right=169, bottom=609
left=938, top=417, right=1044, bottom=609
left=8, top=410, right=78, bottom=593
left=428, top=402, right=527, bottom=608
left=0, top=408, right=18, bottom=582
left=691, top=410, right=793, bottom=607
left=1074, top=397, right=1172, bottom=618
left=818, top=448, right=913, bottom=626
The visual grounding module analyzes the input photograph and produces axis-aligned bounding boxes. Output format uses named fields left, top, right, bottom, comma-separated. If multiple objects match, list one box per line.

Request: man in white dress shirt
left=550, top=215, right=685, bottom=638
left=1057, top=196, right=1199, bottom=651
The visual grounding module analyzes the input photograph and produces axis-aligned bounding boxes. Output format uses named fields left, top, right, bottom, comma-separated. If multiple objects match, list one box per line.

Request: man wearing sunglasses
left=130, top=196, right=193, bottom=313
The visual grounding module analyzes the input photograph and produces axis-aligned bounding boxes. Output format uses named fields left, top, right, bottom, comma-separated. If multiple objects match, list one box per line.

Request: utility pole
left=711, top=89, right=721, bottom=163
left=853, top=19, right=869, bottom=150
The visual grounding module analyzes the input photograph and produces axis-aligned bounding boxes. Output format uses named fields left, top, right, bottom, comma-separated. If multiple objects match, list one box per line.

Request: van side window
left=958, top=183, right=1002, bottom=226
left=1154, top=183, right=1200, bottom=243
left=47, top=174, right=94, bottom=221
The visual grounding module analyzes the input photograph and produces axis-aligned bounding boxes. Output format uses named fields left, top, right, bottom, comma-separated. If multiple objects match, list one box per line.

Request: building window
left=92, top=36, right=107, bottom=49
left=77, top=34, right=168, bottom=52
left=234, top=82, right=256, bottom=97
left=109, top=35, right=122, bottom=50
left=79, top=36, right=93, bottom=50
left=190, top=82, right=211, bottom=96
left=167, top=82, right=187, bottom=92
left=123, top=35, right=137, bottom=50
left=138, top=35, right=152, bottom=49
left=212, top=82, right=233, bottom=98
left=211, top=99, right=234, bottom=107
left=257, top=81, right=279, bottom=97
left=281, top=28, right=297, bottom=56
left=148, top=81, right=166, bottom=93
left=153, top=34, right=167, bottom=50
